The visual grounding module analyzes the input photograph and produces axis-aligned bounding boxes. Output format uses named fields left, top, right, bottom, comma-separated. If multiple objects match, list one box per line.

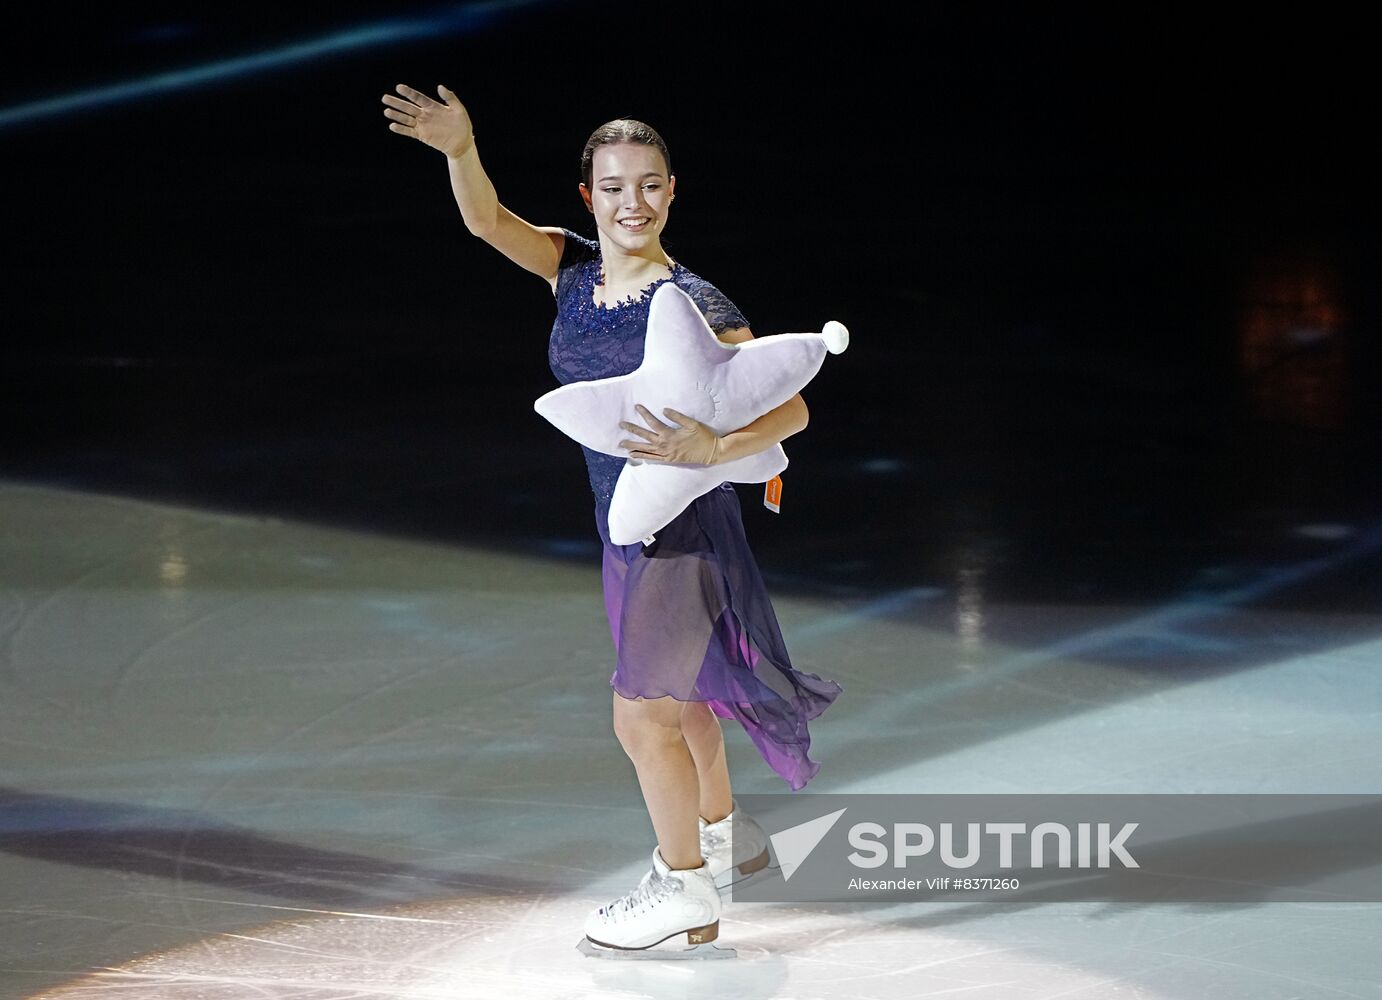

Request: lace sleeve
left=555, top=227, right=598, bottom=301
left=683, top=275, right=751, bottom=335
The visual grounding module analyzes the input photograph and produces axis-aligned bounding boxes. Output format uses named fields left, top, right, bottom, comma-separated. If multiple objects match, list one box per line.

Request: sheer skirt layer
left=597, top=482, right=842, bottom=791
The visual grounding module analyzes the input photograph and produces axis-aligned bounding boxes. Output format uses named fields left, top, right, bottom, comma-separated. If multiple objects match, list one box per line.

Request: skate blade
left=577, top=936, right=737, bottom=961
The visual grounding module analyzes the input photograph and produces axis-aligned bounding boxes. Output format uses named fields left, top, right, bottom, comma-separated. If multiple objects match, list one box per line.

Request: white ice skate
left=577, top=846, right=736, bottom=960
left=700, top=798, right=774, bottom=896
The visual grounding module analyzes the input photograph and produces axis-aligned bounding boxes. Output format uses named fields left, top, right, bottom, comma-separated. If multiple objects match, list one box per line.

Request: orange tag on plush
left=763, top=475, right=783, bottom=513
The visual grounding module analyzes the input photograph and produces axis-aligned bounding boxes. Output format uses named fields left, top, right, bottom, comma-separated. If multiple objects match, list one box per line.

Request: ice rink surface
left=3, top=482, right=1379, bottom=999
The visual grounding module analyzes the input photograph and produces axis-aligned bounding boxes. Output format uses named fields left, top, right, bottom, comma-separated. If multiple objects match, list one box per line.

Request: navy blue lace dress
left=547, top=228, right=842, bottom=791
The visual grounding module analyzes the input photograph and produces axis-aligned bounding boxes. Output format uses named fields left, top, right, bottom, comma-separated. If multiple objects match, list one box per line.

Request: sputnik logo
left=770, top=808, right=848, bottom=882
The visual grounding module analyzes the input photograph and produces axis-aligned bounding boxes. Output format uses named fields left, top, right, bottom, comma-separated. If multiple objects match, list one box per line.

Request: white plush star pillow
left=535, top=281, right=848, bottom=546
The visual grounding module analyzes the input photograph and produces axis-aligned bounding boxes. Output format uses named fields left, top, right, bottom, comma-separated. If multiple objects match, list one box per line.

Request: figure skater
left=382, top=83, right=843, bottom=958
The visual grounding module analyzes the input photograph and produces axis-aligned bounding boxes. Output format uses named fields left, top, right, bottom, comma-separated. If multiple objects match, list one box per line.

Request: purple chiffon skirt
left=595, top=481, right=843, bottom=791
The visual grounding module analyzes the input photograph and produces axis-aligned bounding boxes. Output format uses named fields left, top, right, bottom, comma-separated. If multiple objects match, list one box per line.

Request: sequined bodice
left=547, top=228, right=752, bottom=532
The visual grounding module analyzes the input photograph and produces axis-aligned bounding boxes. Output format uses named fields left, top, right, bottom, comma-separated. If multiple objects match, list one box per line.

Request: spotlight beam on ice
left=0, top=0, right=541, bottom=130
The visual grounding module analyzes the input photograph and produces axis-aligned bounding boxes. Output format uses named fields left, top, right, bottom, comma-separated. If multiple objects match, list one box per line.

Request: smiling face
left=580, top=142, right=676, bottom=252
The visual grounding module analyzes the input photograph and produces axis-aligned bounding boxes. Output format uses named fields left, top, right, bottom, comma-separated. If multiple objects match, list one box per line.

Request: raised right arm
left=449, top=146, right=565, bottom=296
left=382, top=84, right=564, bottom=293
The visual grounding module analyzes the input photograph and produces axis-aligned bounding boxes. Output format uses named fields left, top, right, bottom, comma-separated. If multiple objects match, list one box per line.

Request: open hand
left=619, top=404, right=721, bottom=465
left=381, top=83, right=474, bottom=158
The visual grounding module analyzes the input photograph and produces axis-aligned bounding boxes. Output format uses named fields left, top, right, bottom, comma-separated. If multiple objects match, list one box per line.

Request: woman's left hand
left=619, top=404, right=721, bottom=465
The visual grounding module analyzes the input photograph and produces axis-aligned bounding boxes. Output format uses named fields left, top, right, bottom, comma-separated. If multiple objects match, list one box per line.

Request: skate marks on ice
left=22, top=893, right=778, bottom=999
left=24, top=894, right=1188, bottom=1000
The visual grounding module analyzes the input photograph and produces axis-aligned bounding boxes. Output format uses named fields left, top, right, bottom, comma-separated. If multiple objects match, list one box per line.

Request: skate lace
left=616, top=869, right=677, bottom=915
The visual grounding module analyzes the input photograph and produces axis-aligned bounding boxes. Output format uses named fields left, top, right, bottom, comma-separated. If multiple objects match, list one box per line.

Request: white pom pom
left=821, top=320, right=849, bottom=355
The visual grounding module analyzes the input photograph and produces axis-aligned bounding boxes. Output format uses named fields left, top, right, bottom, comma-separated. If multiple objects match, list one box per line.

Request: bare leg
left=612, top=691, right=702, bottom=870
left=681, top=699, right=734, bottom=824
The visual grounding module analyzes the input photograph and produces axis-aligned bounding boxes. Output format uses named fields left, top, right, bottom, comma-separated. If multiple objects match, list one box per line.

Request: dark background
left=4, top=1, right=1378, bottom=607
